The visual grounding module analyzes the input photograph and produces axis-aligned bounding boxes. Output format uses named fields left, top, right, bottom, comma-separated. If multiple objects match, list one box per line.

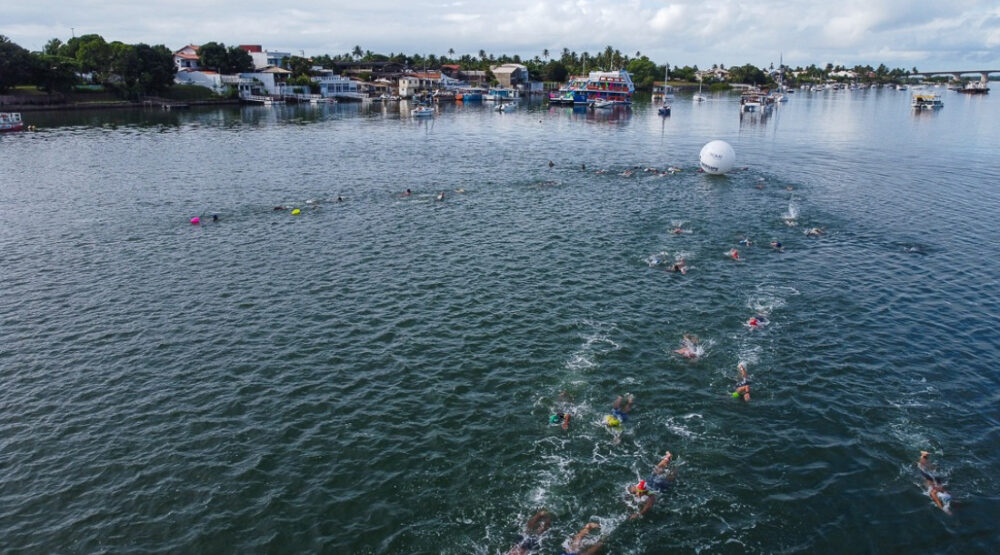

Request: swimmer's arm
left=570, top=523, right=599, bottom=549
left=929, top=489, right=945, bottom=510
left=630, top=496, right=654, bottom=519
left=654, top=452, right=673, bottom=473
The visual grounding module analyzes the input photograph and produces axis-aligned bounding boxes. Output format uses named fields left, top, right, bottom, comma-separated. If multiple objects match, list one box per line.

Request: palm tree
left=352, top=45, right=362, bottom=60
left=478, top=49, right=486, bottom=61
left=448, top=48, right=454, bottom=61
left=543, top=48, right=549, bottom=61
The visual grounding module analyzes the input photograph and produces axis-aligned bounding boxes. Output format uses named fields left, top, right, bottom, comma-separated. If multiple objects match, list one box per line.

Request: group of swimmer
left=508, top=391, right=682, bottom=554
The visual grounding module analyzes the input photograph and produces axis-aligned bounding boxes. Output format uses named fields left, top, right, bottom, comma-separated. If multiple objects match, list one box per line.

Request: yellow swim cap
left=604, top=415, right=621, bottom=427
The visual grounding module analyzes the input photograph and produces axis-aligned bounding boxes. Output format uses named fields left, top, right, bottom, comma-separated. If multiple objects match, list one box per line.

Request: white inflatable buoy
left=699, top=140, right=735, bottom=175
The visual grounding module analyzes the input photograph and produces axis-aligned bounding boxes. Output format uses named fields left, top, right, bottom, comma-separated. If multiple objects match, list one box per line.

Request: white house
left=174, top=68, right=225, bottom=93
left=173, top=45, right=200, bottom=70
left=313, top=70, right=362, bottom=99
left=398, top=71, right=442, bottom=98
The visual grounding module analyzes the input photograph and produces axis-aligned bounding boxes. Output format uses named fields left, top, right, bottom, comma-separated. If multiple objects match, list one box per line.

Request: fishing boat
left=0, top=112, right=25, bottom=132
left=658, top=103, right=672, bottom=116
left=740, top=88, right=774, bottom=113
left=911, top=93, right=944, bottom=109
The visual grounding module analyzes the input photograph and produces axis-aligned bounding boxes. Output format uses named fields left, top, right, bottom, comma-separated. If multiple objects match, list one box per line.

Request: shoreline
left=2, top=99, right=243, bottom=112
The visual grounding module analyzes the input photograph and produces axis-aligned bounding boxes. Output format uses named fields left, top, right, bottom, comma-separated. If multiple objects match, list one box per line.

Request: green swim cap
left=549, top=414, right=559, bottom=423
left=732, top=391, right=741, bottom=398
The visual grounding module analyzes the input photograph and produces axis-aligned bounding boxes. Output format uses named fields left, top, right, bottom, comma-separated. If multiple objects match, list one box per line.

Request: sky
left=3, top=0, right=999, bottom=71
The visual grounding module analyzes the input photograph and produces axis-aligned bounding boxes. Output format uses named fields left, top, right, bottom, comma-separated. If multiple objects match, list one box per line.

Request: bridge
left=906, top=69, right=1000, bottom=83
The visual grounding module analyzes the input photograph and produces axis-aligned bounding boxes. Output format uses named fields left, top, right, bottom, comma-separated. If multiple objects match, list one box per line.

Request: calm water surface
left=2, top=88, right=1000, bottom=554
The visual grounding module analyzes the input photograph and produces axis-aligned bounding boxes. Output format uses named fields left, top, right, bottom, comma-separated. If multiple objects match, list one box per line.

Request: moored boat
left=957, top=81, right=989, bottom=94
left=0, top=112, right=25, bottom=132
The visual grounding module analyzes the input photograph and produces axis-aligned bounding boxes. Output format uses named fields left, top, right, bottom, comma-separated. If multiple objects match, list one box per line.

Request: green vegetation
left=1, top=33, right=175, bottom=98
left=0, top=33, right=931, bottom=99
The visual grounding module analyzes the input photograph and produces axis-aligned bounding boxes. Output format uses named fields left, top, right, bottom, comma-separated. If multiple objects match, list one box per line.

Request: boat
left=0, top=112, right=25, bottom=132
left=658, top=103, right=671, bottom=116
left=411, top=105, right=434, bottom=117
left=653, top=65, right=675, bottom=102
left=581, top=70, right=635, bottom=105
left=957, top=80, right=989, bottom=94
left=494, top=102, right=516, bottom=112
left=693, top=76, right=706, bottom=102
left=458, top=88, right=485, bottom=102
left=591, top=98, right=616, bottom=109
left=485, top=88, right=520, bottom=102
left=740, top=88, right=775, bottom=113
left=911, top=93, right=944, bottom=109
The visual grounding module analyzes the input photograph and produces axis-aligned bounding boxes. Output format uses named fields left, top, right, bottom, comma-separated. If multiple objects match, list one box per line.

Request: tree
left=43, top=38, right=63, bottom=56
left=352, top=45, right=363, bottom=59
left=626, top=56, right=658, bottom=90
left=31, top=54, right=79, bottom=93
left=199, top=41, right=228, bottom=72
left=543, top=48, right=549, bottom=61
left=0, top=36, right=32, bottom=92
left=287, top=55, right=314, bottom=78
left=226, top=46, right=253, bottom=73
left=75, top=35, right=113, bottom=83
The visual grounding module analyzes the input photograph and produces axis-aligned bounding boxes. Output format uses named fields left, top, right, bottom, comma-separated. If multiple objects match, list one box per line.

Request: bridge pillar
left=952, top=73, right=962, bottom=82
left=981, top=72, right=989, bottom=83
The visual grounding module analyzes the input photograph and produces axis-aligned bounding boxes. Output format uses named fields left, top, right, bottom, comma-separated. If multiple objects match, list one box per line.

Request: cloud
left=0, top=0, right=997, bottom=68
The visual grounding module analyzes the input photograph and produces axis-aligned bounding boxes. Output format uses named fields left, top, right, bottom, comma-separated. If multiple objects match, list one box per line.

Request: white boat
left=0, top=112, right=25, bottom=132
left=693, top=76, right=706, bottom=102
left=494, top=102, right=516, bottom=112
left=411, top=105, right=434, bottom=117
left=911, top=93, right=943, bottom=109
left=591, top=99, right=616, bottom=109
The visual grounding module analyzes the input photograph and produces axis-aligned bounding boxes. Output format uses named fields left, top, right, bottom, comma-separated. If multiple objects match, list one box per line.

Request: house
left=313, top=69, right=362, bottom=99
left=491, top=64, right=529, bottom=88
left=239, top=44, right=268, bottom=70
left=459, top=70, right=488, bottom=86
left=174, top=68, right=225, bottom=93
left=173, top=45, right=200, bottom=70
left=440, top=64, right=461, bottom=78
left=696, top=68, right=730, bottom=82
left=398, top=71, right=442, bottom=98
left=236, top=66, right=293, bottom=97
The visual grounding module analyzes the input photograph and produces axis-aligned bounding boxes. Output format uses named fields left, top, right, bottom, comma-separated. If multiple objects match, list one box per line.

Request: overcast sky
left=3, top=0, right=999, bottom=70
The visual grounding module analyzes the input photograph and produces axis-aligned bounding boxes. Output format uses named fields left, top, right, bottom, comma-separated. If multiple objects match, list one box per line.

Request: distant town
left=0, top=33, right=986, bottom=109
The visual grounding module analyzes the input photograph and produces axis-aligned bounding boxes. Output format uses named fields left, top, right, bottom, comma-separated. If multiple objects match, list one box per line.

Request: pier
left=141, top=96, right=190, bottom=110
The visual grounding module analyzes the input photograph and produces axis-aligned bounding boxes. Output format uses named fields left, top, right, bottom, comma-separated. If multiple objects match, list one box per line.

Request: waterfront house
left=239, top=44, right=268, bottom=70
left=174, top=68, right=225, bottom=93
left=313, top=69, right=362, bottom=100
left=399, top=71, right=443, bottom=98
left=173, top=45, right=200, bottom=70
left=491, top=64, right=529, bottom=88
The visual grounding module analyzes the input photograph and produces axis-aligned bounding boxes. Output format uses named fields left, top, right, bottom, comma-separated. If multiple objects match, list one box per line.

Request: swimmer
left=732, top=362, right=751, bottom=401
left=337, top=196, right=344, bottom=202
left=211, top=214, right=219, bottom=222
left=455, top=188, right=465, bottom=193
left=746, top=314, right=768, bottom=329
left=627, top=451, right=676, bottom=519
left=603, top=394, right=634, bottom=430
left=674, top=334, right=701, bottom=359
left=273, top=206, right=286, bottom=211
left=549, top=412, right=571, bottom=430
left=549, top=160, right=555, bottom=168
left=404, top=188, right=412, bottom=196
left=770, top=241, right=783, bottom=251
left=728, top=248, right=740, bottom=260
left=436, top=191, right=445, bottom=201
left=581, top=163, right=586, bottom=170
left=622, top=170, right=633, bottom=177
left=595, top=169, right=607, bottom=175
left=739, top=237, right=752, bottom=246
left=669, top=259, right=687, bottom=274
left=805, top=227, right=823, bottom=237
left=918, top=452, right=952, bottom=514
left=507, top=510, right=553, bottom=555
left=672, top=227, right=685, bottom=234
left=560, top=522, right=603, bottom=555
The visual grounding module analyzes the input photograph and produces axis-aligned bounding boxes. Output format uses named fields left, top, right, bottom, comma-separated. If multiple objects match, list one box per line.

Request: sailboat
left=693, top=75, right=706, bottom=102
left=658, top=64, right=673, bottom=116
